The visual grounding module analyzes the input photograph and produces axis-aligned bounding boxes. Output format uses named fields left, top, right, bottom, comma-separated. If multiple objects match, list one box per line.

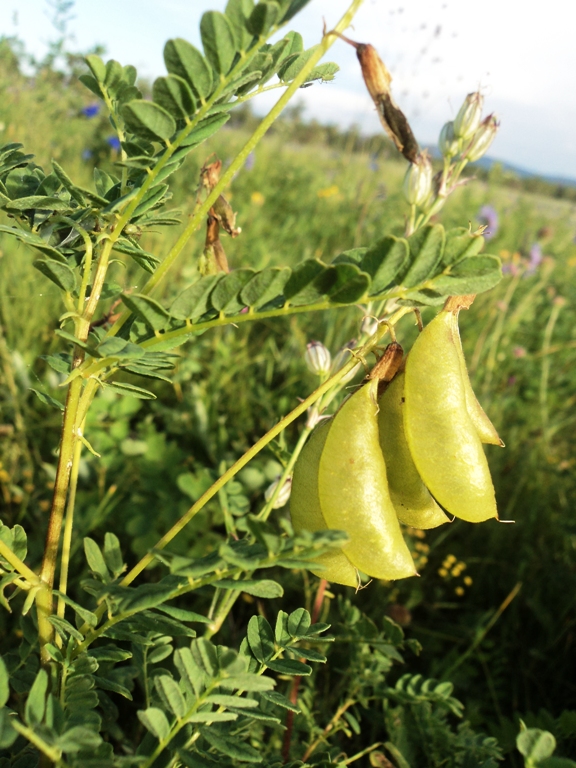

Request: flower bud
left=403, top=152, right=432, bottom=207
left=438, top=120, right=459, bottom=159
left=464, top=114, right=499, bottom=162
left=265, top=476, right=292, bottom=508
left=305, top=341, right=331, bottom=377
left=453, top=91, right=483, bottom=141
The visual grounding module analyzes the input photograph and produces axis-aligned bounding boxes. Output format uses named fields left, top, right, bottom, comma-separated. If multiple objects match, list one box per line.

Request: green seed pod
left=404, top=309, right=498, bottom=523
left=449, top=310, right=503, bottom=446
left=290, top=420, right=358, bottom=587
left=318, top=379, right=417, bottom=580
left=378, top=371, right=449, bottom=529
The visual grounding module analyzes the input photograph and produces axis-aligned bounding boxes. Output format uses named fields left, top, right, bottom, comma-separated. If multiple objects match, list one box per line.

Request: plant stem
left=338, top=742, right=383, bottom=765
left=55, top=423, right=84, bottom=646
left=302, top=698, right=356, bottom=762
left=10, top=720, right=62, bottom=764
left=37, top=237, right=113, bottom=660
left=0, top=539, right=40, bottom=584
left=76, top=280, right=423, bottom=382
left=36, top=375, right=83, bottom=662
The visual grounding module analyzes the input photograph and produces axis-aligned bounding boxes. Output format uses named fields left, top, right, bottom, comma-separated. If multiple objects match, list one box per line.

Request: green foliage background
left=0, top=5, right=576, bottom=765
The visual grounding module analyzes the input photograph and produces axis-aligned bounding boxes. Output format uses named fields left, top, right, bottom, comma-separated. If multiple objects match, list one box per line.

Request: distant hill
left=425, top=147, right=576, bottom=188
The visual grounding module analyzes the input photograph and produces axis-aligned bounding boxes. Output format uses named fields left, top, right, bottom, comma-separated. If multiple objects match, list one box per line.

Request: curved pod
left=318, top=379, right=416, bottom=580
left=449, top=311, right=503, bottom=446
left=290, top=420, right=358, bottom=587
left=378, top=372, right=449, bottom=529
left=404, top=310, right=498, bottom=523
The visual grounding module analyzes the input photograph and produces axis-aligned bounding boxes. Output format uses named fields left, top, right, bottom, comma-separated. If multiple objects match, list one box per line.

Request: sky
left=2, top=0, right=576, bottom=179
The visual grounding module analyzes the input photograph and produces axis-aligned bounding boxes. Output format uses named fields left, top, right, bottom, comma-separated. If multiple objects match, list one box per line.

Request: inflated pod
left=450, top=312, right=504, bottom=446
left=318, top=377, right=417, bottom=580
left=290, top=420, right=358, bottom=587
left=378, top=371, right=449, bottom=529
left=404, top=309, right=498, bottom=523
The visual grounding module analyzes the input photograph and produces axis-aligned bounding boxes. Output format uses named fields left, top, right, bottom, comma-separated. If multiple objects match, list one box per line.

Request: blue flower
left=107, top=136, right=121, bottom=151
left=525, top=243, right=543, bottom=275
left=82, top=103, right=100, bottom=118
left=477, top=205, right=499, bottom=240
left=81, top=149, right=93, bottom=161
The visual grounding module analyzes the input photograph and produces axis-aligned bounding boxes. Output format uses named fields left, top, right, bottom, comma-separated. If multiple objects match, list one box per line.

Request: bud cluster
left=438, top=91, right=500, bottom=164
left=403, top=90, right=500, bottom=231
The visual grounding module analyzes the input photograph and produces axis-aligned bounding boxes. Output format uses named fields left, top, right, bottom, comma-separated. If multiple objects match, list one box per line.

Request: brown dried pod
left=337, top=34, right=419, bottom=163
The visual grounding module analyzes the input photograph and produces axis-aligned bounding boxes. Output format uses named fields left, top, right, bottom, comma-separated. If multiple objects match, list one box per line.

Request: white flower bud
left=265, top=476, right=292, bottom=508
left=464, top=114, right=499, bottom=162
left=438, top=120, right=460, bottom=159
left=305, top=341, right=331, bottom=376
left=453, top=91, right=483, bottom=141
left=403, top=152, right=432, bottom=207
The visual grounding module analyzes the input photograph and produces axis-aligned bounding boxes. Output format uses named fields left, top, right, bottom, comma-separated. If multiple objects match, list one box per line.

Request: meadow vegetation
left=0, top=4, right=576, bottom=766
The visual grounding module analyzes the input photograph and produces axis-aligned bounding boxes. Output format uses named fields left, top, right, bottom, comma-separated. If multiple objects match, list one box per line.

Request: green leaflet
left=152, top=75, right=197, bottom=119
left=363, top=236, right=410, bottom=295
left=164, top=38, right=213, bottom=101
left=211, top=269, right=255, bottom=313
left=179, top=113, right=231, bottom=149
left=33, top=259, right=76, bottom=292
left=246, top=2, right=281, bottom=36
left=442, top=226, right=485, bottom=266
left=400, top=224, right=446, bottom=288
left=120, top=293, right=170, bottom=331
left=200, top=11, right=237, bottom=75
left=429, top=255, right=502, bottom=295
left=121, top=100, right=176, bottom=142
left=247, top=616, right=275, bottom=663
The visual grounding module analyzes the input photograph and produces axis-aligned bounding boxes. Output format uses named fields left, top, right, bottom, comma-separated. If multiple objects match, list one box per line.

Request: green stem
left=76, top=279, right=423, bottom=383
left=105, top=0, right=365, bottom=339
left=37, top=236, right=113, bottom=660
left=0, top=539, right=40, bottom=585
left=258, top=423, right=312, bottom=522
left=37, top=376, right=83, bottom=662
left=338, top=742, right=383, bottom=766
left=10, top=720, right=63, bottom=764
left=55, top=423, right=84, bottom=646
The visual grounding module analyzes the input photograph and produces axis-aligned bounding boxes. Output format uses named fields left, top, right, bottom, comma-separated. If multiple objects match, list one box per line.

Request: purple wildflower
left=244, top=151, right=255, bottom=171
left=477, top=204, right=499, bottom=240
left=107, top=136, right=121, bottom=151
left=525, top=243, right=542, bottom=275
left=81, top=149, right=93, bottom=161
left=82, top=103, right=100, bottom=118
